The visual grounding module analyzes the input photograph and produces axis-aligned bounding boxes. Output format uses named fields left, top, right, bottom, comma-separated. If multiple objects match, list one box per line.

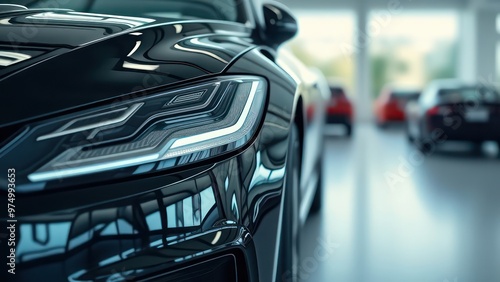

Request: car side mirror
left=263, top=2, right=298, bottom=48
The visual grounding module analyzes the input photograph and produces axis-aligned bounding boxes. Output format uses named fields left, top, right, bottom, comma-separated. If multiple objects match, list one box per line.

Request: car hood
left=0, top=9, right=254, bottom=127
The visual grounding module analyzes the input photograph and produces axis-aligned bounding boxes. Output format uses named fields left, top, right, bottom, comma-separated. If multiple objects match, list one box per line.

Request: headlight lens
left=0, top=76, right=266, bottom=189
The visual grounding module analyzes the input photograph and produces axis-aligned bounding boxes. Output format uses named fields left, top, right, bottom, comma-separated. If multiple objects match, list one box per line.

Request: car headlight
left=0, top=76, right=266, bottom=189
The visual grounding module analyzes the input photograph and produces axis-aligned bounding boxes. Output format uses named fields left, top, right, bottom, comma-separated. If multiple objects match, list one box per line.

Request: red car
left=326, top=85, right=354, bottom=136
left=375, top=86, right=420, bottom=127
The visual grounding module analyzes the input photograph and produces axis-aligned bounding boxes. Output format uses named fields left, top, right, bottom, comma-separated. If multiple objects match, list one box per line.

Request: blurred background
left=278, top=0, right=500, bottom=281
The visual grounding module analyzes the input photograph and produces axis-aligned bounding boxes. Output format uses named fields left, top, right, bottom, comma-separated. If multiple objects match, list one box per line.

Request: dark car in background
left=406, top=80, right=500, bottom=152
left=0, top=1, right=327, bottom=281
left=375, top=85, right=420, bottom=127
left=325, top=84, right=354, bottom=136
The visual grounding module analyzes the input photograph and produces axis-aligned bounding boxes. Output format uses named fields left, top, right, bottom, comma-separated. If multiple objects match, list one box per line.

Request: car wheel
left=406, top=123, right=414, bottom=143
left=377, top=120, right=387, bottom=129
left=309, top=160, right=323, bottom=214
left=414, top=137, right=424, bottom=152
left=413, top=124, right=430, bottom=153
left=407, top=133, right=415, bottom=143
left=278, top=124, right=300, bottom=282
left=345, top=124, right=352, bottom=137
left=415, top=137, right=433, bottom=154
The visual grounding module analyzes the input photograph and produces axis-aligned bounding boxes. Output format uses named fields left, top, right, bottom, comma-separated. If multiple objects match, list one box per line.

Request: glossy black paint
left=0, top=1, right=326, bottom=281
left=0, top=10, right=255, bottom=125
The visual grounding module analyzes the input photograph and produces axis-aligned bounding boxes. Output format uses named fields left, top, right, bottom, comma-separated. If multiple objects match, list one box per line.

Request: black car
left=406, top=80, right=500, bottom=152
left=0, top=1, right=327, bottom=281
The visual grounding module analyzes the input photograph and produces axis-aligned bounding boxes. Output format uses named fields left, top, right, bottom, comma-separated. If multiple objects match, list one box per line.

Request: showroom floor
left=299, top=123, right=500, bottom=282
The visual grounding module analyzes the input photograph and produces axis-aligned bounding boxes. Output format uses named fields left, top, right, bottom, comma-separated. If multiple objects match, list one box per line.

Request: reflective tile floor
left=299, top=123, right=500, bottom=282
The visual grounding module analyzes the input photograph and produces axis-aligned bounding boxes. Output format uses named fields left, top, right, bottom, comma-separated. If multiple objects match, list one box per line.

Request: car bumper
left=1, top=132, right=287, bottom=282
left=381, top=111, right=405, bottom=122
left=427, top=117, right=500, bottom=141
left=326, top=114, right=351, bottom=125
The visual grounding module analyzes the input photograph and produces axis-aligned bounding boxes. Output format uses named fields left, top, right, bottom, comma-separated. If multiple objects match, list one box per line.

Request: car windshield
left=1, top=0, right=247, bottom=23
left=439, top=87, right=500, bottom=103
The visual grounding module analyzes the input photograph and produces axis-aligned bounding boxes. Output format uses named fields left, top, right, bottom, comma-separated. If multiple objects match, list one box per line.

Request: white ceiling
left=278, top=0, right=500, bottom=11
